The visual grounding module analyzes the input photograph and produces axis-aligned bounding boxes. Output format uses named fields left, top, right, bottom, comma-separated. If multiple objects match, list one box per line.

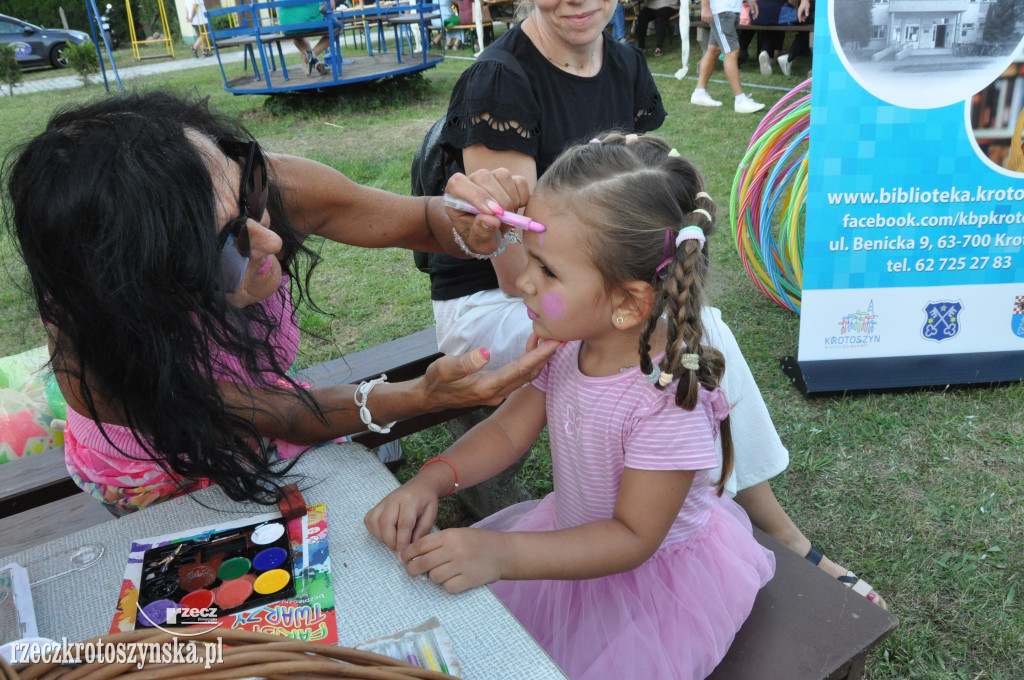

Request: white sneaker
left=778, top=53, right=792, bottom=76
left=734, top=95, right=765, bottom=114
left=691, top=90, right=722, bottom=107
left=758, top=50, right=772, bottom=76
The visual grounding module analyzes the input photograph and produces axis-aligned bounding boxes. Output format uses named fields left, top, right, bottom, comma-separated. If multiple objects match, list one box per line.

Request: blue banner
left=795, top=0, right=1024, bottom=388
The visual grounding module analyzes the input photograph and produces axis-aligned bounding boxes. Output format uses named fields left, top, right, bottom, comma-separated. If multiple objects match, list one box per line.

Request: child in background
left=186, top=0, right=210, bottom=57
left=691, top=0, right=766, bottom=113
left=365, top=134, right=775, bottom=680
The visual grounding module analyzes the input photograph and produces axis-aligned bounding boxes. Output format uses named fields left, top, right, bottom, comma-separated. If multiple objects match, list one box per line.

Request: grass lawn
left=0, top=32, right=1020, bottom=680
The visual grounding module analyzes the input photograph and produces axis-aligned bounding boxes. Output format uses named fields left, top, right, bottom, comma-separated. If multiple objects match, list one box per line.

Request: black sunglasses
left=216, top=140, right=268, bottom=293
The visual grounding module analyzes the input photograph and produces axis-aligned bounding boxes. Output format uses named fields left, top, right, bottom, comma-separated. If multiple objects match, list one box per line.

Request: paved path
left=1, top=48, right=250, bottom=97
left=7, top=44, right=794, bottom=97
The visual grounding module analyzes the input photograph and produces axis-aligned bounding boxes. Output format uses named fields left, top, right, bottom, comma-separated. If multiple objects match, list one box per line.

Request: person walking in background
left=187, top=0, right=210, bottom=57
left=691, top=0, right=766, bottom=113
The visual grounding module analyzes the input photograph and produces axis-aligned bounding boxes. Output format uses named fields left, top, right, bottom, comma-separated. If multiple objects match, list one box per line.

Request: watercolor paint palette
left=136, top=518, right=295, bottom=626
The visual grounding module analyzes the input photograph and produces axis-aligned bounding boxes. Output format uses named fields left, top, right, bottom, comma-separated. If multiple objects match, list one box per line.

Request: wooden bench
left=709, top=528, right=897, bottom=680
left=689, top=19, right=813, bottom=42
left=442, top=21, right=494, bottom=48
left=0, top=493, right=116, bottom=560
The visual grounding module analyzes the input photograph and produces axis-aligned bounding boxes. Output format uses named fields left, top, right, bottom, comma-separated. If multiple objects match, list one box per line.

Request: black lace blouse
left=430, top=25, right=666, bottom=301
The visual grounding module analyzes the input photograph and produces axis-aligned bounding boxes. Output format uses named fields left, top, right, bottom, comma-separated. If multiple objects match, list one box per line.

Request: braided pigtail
left=659, top=191, right=733, bottom=494
left=661, top=193, right=717, bottom=408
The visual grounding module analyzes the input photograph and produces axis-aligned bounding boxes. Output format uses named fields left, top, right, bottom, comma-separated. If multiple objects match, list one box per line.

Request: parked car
left=0, top=14, right=90, bottom=68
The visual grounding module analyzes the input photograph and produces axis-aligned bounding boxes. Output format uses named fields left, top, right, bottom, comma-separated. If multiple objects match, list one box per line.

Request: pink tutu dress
left=474, top=341, right=775, bottom=680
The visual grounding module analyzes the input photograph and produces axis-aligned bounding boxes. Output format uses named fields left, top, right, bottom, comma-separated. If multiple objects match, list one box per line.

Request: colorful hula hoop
left=729, top=78, right=812, bottom=315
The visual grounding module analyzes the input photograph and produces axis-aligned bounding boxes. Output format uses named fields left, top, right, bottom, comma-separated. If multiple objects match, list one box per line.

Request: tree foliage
left=65, top=41, right=100, bottom=86
left=833, top=0, right=873, bottom=49
left=0, top=44, right=24, bottom=97
left=982, top=0, right=1024, bottom=49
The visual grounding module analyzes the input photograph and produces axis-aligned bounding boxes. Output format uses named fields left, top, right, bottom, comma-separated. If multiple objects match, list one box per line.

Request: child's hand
left=747, top=0, right=759, bottom=20
left=363, top=478, right=440, bottom=554
left=700, top=0, right=711, bottom=23
left=402, top=528, right=506, bottom=594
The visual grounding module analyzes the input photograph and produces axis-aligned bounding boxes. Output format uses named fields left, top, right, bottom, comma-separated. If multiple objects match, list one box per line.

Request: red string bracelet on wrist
left=420, top=456, right=459, bottom=498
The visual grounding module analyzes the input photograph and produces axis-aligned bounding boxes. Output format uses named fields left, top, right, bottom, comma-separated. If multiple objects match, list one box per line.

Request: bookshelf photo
left=971, top=47, right=1024, bottom=171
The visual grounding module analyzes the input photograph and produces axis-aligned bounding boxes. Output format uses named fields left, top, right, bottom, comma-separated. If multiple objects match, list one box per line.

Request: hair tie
left=675, top=225, right=706, bottom=248
left=658, top=371, right=674, bottom=387
left=695, top=191, right=712, bottom=202
left=693, top=208, right=712, bottom=221
left=589, top=138, right=602, bottom=144
left=624, top=134, right=639, bottom=144
left=667, top=148, right=680, bottom=157
left=681, top=353, right=700, bottom=371
left=655, top=229, right=675, bottom=278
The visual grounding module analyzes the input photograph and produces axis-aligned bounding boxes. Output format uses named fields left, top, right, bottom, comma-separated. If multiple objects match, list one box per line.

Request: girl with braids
left=365, top=134, right=774, bottom=680
left=2, top=91, right=558, bottom=516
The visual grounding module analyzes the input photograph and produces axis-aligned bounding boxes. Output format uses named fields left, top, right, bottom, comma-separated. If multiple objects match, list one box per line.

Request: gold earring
left=616, top=316, right=624, bottom=325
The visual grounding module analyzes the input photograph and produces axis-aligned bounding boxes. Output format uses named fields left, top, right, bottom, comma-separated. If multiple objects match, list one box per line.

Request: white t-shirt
left=189, top=1, right=207, bottom=26
left=710, top=0, right=744, bottom=16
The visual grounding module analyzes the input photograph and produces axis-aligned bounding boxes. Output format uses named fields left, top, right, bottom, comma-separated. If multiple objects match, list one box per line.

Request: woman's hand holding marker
left=443, top=169, right=537, bottom=257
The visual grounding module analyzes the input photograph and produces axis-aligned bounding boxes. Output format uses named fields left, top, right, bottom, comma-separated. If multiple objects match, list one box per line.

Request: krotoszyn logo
left=823, top=300, right=881, bottom=349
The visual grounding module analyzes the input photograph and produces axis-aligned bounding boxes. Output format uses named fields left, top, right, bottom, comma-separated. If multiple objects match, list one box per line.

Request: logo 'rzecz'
left=922, top=300, right=962, bottom=342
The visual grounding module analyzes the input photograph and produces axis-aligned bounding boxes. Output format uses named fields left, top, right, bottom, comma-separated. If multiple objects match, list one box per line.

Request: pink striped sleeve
left=623, top=395, right=720, bottom=471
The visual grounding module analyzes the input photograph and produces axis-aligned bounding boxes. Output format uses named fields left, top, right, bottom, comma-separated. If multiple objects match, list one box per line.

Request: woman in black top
left=428, top=2, right=665, bottom=361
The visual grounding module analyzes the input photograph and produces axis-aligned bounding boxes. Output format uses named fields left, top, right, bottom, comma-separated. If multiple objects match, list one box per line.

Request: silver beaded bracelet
left=452, top=226, right=521, bottom=260
left=354, top=374, right=398, bottom=434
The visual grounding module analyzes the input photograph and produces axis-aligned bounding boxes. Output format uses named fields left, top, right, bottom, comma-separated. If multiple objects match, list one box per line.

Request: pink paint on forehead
left=542, top=292, right=567, bottom=319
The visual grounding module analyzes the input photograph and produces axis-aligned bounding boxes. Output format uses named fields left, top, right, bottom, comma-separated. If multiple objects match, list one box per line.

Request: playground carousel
left=204, top=0, right=444, bottom=95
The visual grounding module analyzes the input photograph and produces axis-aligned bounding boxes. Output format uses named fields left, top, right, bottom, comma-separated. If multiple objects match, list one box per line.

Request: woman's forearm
left=267, top=153, right=446, bottom=251
left=231, top=340, right=559, bottom=444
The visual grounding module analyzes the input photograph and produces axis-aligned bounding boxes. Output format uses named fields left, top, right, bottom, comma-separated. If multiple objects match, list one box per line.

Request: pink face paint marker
left=442, top=194, right=546, bottom=232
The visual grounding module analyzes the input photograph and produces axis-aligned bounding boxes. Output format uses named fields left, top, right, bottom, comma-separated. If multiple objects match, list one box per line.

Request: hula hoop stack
left=729, top=78, right=812, bottom=314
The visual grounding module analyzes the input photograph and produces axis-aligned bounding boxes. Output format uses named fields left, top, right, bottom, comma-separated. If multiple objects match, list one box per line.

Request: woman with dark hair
left=2, top=90, right=556, bottom=515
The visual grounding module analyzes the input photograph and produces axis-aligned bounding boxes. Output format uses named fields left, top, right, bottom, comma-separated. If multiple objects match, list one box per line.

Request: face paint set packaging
left=109, top=505, right=338, bottom=642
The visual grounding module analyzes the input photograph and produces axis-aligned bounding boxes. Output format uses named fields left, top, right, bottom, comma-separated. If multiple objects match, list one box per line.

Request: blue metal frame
left=205, top=0, right=442, bottom=95
left=84, top=0, right=123, bottom=93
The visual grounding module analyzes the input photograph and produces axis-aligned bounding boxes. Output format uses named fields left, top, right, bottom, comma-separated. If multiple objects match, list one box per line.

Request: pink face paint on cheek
left=541, top=292, right=567, bottom=320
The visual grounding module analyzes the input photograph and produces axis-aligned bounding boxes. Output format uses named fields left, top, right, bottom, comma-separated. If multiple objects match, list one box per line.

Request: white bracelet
left=354, top=374, right=398, bottom=434
left=452, top=226, right=521, bottom=260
